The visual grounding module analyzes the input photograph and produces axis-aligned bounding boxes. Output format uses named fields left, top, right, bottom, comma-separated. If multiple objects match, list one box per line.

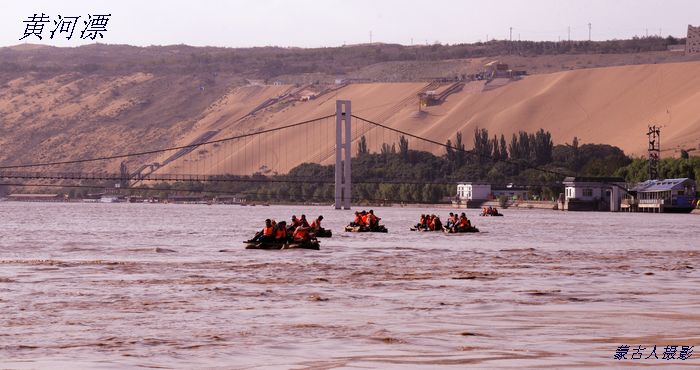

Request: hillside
left=153, top=61, right=700, bottom=176
left=1, top=43, right=699, bottom=177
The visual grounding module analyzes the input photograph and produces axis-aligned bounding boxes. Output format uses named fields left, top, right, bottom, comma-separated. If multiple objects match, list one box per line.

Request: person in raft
left=456, top=212, right=472, bottom=232
left=252, top=219, right=275, bottom=242
left=299, top=214, right=310, bottom=228
left=287, top=215, right=301, bottom=232
left=292, top=223, right=312, bottom=243
left=274, top=221, right=289, bottom=243
left=430, top=215, right=442, bottom=231
left=351, top=211, right=365, bottom=227
left=444, top=212, right=455, bottom=229
left=415, top=214, right=427, bottom=230
left=367, top=210, right=380, bottom=229
left=310, top=215, right=324, bottom=232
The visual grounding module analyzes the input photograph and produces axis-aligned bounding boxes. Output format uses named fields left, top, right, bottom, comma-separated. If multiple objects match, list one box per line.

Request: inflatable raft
left=311, top=229, right=332, bottom=238
left=244, top=240, right=320, bottom=250
left=409, top=227, right=442, bottom=232
left=443, top=226, right=480, bottom=233
left=344, top=225, right=388, bottom=233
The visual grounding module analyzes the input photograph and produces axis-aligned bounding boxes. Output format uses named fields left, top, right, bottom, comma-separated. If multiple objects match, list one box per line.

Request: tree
left=399, top=135, right=409, bottom=160
left=357, top=135, right=368, bottom=156
left=499, top=134, right=508, bottom=161
left=533, top=128, right=553, bottom=165
left=492, top=135, right=501, bottom=161
left=473, top=127, right=492, bottom=160
left=445, top=138, right=454, bottom=163
left=455, top=131, right=465, bottom=167
left=381, top=143, right=393, bottom=155
left=509, top=133, right=519, bottom=160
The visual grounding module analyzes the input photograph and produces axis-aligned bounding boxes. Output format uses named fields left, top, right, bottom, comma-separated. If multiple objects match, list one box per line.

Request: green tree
left=499, top=134, right=508, bottom=161
left=492, top=135, right=501, bottom=161
left=357, top=135, right=368, bottom=156
left=399, top=135, right=409, bottom=160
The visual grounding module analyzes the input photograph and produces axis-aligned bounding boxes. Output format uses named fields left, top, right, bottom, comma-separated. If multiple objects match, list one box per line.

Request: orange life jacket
left=275, top=228, right=286, bottom=239
left=263, top=226, right=274, bottom=236
left=354, top=215, right=362, bottom=224
left=460, top=217, right=468, bottom=227
left=311, top=220, right=321, bottom=229
left=293, top=227, right=309, bottom=240
left=361, top=214, right=369, bottom=225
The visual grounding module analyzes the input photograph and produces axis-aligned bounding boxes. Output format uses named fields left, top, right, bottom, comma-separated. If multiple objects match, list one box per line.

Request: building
left=456, top=183, right=491, bottom=200
left=454, top=183, right=491, bottom=208
left=492, top=185, right=529, bottom=201
left=622, top=178, right=697, bottom=213
left=687, top=25, right=700, bottom=55
left=560, top=176, right=627, bottom=211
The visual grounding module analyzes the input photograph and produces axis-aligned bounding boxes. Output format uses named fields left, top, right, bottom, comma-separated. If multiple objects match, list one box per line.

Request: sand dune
left=1, top=61, right=699, bottom=177
left=160, top=61, right=700, bottom=176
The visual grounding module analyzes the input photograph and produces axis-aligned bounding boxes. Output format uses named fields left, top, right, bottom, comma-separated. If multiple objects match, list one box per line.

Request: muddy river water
left=0, top=202, right=698, bottom=368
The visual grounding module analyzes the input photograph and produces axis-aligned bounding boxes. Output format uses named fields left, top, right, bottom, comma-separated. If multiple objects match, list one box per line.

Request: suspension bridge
left=0, top=100, right=568, bottom=208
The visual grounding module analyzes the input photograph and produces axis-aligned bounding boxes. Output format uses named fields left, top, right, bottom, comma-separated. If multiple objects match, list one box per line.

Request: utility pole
left=568, top=26, right=571, bottom=42
left=588, top=22, right=592, bottom=41
left=646, top=28, right=648, bottom=38
left=509, top=27, right=513, bottom=54
left=369, top=30, right=372, bottom=45
left=647, top=125, right=661, bottom=180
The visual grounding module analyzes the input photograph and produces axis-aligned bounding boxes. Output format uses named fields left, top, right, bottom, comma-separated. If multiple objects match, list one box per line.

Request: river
left=0, top=202, right=698, bottom=368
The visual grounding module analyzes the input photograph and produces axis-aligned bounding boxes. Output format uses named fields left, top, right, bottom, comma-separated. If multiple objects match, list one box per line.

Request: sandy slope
left=161, top=61, right=700, bottom=176
left=1, top=61, right=699, bottom=177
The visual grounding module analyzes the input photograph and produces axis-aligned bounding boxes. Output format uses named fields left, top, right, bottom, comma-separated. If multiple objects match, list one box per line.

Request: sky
left=2, top=0, right=699, bottom=48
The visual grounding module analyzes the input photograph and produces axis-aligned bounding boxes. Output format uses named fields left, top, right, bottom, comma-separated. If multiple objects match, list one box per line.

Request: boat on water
left=244, top=239, right=320, bottom=250
left=479, top=213, right=503, bottom=217
left=443, top=226, right=480, bottom=233
left=410, top=227, right=441, bottom=232
left=410, top=226, right=480, bottom=233
left=311, top=229, right=332, bottom=238
left=344, top=225, right=388, bottom=233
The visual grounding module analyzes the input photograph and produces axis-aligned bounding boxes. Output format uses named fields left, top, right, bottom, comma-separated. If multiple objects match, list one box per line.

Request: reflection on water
left=1, top=202, right=698, bottom=368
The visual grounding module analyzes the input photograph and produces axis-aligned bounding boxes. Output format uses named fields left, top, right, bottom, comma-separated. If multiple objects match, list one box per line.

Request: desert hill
left=1, top=42, right=699, bottom=177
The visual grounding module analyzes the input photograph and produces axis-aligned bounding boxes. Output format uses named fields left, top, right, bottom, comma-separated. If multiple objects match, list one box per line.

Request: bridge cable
left=0, top=115, right=334, bottom=170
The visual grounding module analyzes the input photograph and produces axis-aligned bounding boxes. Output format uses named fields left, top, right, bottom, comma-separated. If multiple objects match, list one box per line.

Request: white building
left=561, top=176, right=627, bottom=211
left=456, top=183, right=491, bottom=201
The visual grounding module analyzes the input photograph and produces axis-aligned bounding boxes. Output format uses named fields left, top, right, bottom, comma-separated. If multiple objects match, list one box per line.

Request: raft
left=480, top=213, right=503, bottom=217
left=312, top=229, right=333, bottom=238
left=344, top=225, right=388, bottom=233
left=443, top=226, right=480, bottom=233
left=409, top=227, right=442, bottom=232
left=244, top=240, right=320, bottom=250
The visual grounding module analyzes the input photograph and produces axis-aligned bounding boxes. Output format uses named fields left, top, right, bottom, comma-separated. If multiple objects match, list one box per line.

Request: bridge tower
left=647, top=125, right=660, bottom=180
left=335, top=100, right=352, bottom=209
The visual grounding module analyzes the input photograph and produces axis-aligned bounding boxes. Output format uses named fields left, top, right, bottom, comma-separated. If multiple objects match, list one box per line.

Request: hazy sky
left=3, top=0, right=699, bottom=48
